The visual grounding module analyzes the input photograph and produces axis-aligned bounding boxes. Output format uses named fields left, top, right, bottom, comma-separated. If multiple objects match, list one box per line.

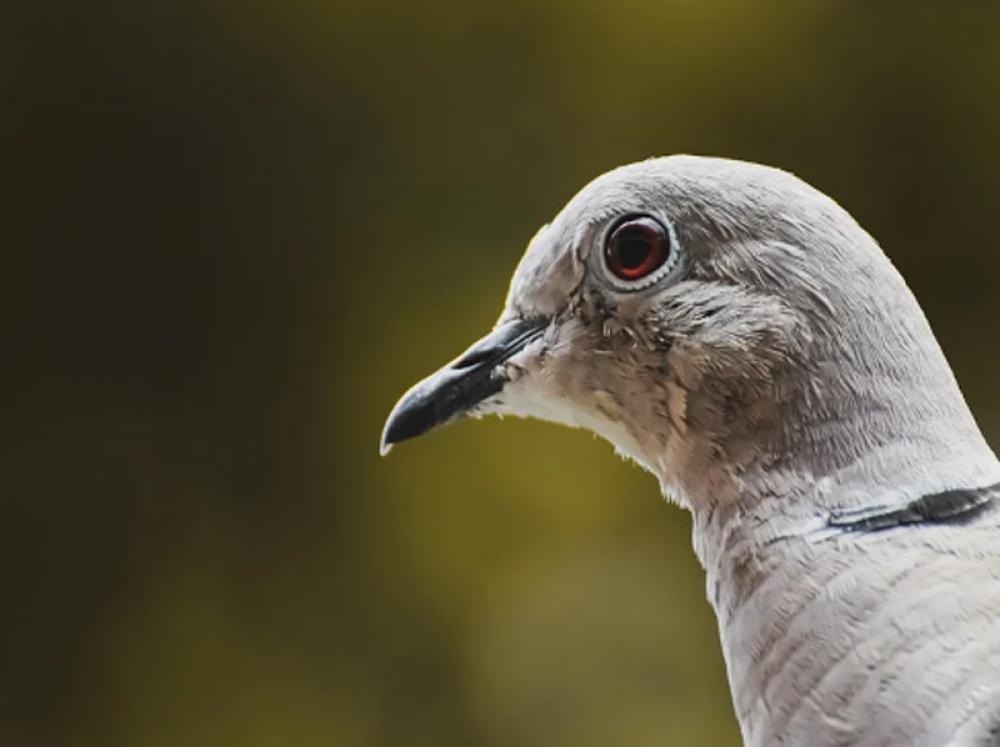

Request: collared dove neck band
left=381, top=156, right=1000, bottom=745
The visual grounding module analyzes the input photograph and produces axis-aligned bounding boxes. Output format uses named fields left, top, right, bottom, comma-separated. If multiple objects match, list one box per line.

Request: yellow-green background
left=5, top=3, right=1000, bottom=745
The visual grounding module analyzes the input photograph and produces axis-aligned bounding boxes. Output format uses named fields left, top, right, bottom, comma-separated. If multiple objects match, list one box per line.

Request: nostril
left=449, top=319, right=547, bottom=372
left=452, top=347, right=500, bottom=371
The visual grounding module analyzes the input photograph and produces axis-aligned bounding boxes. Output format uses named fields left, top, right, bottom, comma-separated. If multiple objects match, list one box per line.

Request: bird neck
left=679, top=381, right=1000, bottom=575
left=669, top=328, right=1000, bottom=743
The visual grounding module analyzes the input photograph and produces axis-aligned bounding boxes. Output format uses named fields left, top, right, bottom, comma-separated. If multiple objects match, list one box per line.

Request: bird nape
left=381, top=156, right=1000, bottom=747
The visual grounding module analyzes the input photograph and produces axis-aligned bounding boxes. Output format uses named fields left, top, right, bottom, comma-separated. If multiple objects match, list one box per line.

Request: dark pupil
left=617, top=230, right=652, bottom=268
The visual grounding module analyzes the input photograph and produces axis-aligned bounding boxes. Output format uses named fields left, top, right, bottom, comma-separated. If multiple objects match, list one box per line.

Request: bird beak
left=380, top=318, right=547, bottom=454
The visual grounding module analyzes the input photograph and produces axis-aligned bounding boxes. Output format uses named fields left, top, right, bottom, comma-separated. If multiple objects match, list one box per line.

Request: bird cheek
left=615, top=293, right=651, bottom=319
left=495, top=341, right=551, bottom=394
left=665, top=380, right=688, bottom=436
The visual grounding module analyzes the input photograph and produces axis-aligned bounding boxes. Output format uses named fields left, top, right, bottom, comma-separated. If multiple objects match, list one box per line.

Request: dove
left=381, top=156, right=1000, bottom=746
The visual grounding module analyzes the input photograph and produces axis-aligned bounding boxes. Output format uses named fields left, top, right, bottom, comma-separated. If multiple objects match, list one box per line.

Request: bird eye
left=604, top=216, right=672, bottom=285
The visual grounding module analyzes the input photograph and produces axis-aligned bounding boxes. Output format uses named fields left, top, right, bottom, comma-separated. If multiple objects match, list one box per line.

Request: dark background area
left=3, top=3, right=1000, bottom=745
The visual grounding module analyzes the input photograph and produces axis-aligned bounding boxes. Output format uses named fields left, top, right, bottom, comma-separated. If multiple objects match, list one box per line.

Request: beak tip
left=379, top=412, right=405, bottom=456
left=379, top=414, right=397, bottom=455
left=380, top=391, right=436, bottom=454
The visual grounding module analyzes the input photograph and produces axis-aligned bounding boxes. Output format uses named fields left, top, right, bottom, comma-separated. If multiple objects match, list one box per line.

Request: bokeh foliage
left=4, top=2, right=1000, bottom=745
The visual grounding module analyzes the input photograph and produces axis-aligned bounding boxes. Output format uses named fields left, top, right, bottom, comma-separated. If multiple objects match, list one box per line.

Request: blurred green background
left=4, top=2, right=1000, bottom=745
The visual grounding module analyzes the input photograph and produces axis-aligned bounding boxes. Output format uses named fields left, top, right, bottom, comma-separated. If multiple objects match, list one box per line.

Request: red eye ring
left=604, top=216, right=670, bottom=282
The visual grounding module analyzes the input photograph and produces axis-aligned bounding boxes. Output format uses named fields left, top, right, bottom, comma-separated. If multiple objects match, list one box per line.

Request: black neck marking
left=827, top=481, right=1000, bottom=533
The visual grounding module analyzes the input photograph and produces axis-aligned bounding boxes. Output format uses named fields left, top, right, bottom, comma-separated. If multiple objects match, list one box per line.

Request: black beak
left=380, top=318, right=547, bottom=453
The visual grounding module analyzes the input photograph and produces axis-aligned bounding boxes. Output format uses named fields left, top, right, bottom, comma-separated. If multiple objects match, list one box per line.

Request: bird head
left=382, top=156, right=994, bottom=512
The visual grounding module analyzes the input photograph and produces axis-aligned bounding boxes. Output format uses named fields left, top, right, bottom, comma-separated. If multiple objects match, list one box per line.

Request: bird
left=380, top=156, right=1000, bottom=746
